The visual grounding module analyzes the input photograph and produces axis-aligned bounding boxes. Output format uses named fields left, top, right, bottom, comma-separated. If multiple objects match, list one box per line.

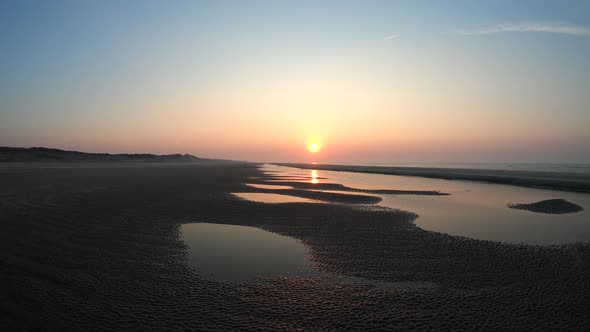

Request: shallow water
left=245, top=183, right=293, bottom=190
left=261, top=164, right=590, bottom=245
left=232, top=192, right=317, bottom=203
left=181, top=223, right=321, bottom=281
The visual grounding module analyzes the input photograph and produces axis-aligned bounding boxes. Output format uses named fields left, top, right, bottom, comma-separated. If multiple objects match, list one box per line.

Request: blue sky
left=1, top=0, right=589, bottom=162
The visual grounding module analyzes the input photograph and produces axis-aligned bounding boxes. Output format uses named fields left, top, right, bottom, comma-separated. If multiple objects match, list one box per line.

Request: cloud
left=384, top=34, right=399, bottom=40
left=462, top=23, right=590, bottom=37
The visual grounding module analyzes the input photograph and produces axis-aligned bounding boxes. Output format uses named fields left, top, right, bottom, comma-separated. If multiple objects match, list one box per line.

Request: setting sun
left=306, top=138, right=322, bottom=153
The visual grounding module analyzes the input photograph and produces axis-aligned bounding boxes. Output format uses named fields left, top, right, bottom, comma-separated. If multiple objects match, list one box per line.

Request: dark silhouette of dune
left=0, top=147, right=205, bottom=162
left=509, top=199, right=584, bottom=214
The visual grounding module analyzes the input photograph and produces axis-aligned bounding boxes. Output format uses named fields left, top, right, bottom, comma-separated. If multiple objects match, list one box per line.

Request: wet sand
left=253, top=179, right=448, bottom=196
left=509, top=199, right=584, bottom=214
left=279, top=163, right=590, bottom=193
left=1, top=162, right=590, bottom=330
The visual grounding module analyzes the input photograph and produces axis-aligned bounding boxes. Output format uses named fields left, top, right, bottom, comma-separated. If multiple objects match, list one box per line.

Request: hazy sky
left=1, top=0, right=589, bottom=163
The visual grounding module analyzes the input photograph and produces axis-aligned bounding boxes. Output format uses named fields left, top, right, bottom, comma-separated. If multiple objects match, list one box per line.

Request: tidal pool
left=262, top=164, right=590, bottom=245
left=182, top=223, right=321, bottom=282
left=245, top=183, right=293, bottom=190
left=232, top=192, right=317, bottom=203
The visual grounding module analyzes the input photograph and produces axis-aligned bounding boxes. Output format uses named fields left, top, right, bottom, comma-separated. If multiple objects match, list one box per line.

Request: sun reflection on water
left=311, top=170, right=319, bottom=184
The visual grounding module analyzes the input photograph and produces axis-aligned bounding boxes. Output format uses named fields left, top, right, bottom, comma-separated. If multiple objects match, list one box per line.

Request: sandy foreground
left=1, top=162, right=589, bottom=330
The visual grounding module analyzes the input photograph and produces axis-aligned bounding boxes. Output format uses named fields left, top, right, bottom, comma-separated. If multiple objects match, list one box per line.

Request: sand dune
left=0, top=146, right=206, bottom=162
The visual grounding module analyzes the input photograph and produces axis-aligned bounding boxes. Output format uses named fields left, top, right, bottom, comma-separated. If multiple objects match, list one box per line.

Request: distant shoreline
left=277, top=163, right=590, bottom=193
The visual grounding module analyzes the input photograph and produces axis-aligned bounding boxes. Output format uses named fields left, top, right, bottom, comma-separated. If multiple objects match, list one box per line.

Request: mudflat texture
left=279, top=163, right=590, bottom=193
left=509, top=199, right=584, bottom=214
left=1, top=162, right=590, bottom=330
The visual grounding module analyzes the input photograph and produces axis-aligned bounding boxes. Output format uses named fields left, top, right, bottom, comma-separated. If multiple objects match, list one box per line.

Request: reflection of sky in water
left=182, top=223, right=321, bottom=282
left=262, top=164, right=590, bottom=245
left=233, top=192, right=316, bottom=203
left=246, top=183, right=293, bottom=190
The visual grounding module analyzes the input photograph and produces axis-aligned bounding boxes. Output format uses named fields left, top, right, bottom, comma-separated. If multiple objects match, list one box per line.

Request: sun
left=306, top=138, right=321, bottom=153
left=309, top=143, right=319, bottom=153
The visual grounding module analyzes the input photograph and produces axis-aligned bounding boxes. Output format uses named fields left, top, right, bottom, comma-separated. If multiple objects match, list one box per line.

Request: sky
left=1, top=0, right=589, bottom=163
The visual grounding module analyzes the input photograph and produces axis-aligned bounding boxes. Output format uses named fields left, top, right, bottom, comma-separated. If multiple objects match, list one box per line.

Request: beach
left=1, top=162, right=590, bottom=330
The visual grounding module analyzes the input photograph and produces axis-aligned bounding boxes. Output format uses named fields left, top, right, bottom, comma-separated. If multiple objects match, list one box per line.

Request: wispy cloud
left=461, top=23, right=590, bottom=37
left=384, top=34, right=399, bottom=40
